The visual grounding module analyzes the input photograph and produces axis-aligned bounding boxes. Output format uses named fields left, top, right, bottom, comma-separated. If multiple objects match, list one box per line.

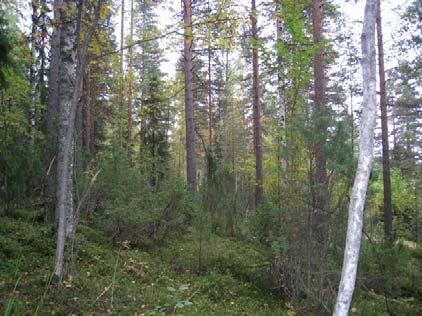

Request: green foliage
left=368, top=168, right=420, bottom=240
left=356, top=240, right=422, bottom=315
left=0, top=214, right=288, bottom=315
left=92, top=149, right=193, bottom=248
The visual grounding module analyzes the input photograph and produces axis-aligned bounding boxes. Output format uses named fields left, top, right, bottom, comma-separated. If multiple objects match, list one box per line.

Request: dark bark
left=183, top=0, right=197, bottom=194
left=83, top=68, right=94, bottom=158
left=127, top=0, right=134, bottom=164
left=251, top=0, right=263, bottom=207
left=45, top=0, right=62, bottom=222
left=376, top=0, right=393, bottom=239
left=119, top=0, right=125, bottom=147
left=312, top=1, right=329, bottom=313
left=312, top=0, right=328, bottom=234
left=208, top=45, right=213, bottom=148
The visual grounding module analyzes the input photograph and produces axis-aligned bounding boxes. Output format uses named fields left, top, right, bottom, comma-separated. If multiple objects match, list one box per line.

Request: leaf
left=167, top=286, right=176, bottom=292
left=178, top=284, right=189, bottom=291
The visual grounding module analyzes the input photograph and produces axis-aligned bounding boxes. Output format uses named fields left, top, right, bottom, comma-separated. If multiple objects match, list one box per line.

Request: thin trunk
left=39, top=0, right=48, bottom=105
left=333, top=0, right=378, bottom=314
left=312, top=0, right=328, bottom=238
left=29, top=0, right=39, bottom=143
left=46, top=0, right=62, bottom=223
left=208, top=46, right=212, bottom=147
left=183, top=0, right=197, bottom=194
left=119, top=0, right=125, bottom=147
left=313, top=2, right=329, bottom=311
left=376, top=0, right=393, bottom=239
left=83, top=67, right=94, bottom=158
left=207, top=0, right=212, bottom=148
left=127, top=0, right=134, bottom=164
left=251, top=0, right=263, bottom=206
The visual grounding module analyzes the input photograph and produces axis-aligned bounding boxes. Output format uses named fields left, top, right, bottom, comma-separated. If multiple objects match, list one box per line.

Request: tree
left=183, top=0, right=197, bottom=194
left=127, top=0, right=134, bottom=163
left=334, top=0, right=378, bottom=314
left=251, top=0, right=263, bottom=206
left=312, top=0, right=329, bottom=240
left=376, top=0, right=393, bottom=239
left=54, top=0, right=79, bottom=278
left=45, top=0, right=62, bottom=221
left=54, top=0, right=101, bottom=279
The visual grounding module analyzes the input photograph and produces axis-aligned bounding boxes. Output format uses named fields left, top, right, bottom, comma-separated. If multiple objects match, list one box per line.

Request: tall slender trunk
left=82, top=69, right=93, bottom=158
left=127, top=0, right=134, bottom=163
left=376, top=0, right=393, bottom=239
left=312, top=0, right=328, bottom=236
left=312, top=2, right=329, bottom=311
left=207, top=0, right=213, bottom=148
left=29, top=0, right=39, bottom=143
left=54, top=0, right=78, bottom=278
left=119, top=0, right=125, bottom=147
left=183, top=0, right=197, bottom=194
left=39, top=0, right=48, bottom=105
left=276, top=0, right=286, bottom=176
left=46, top=0, right=62, bottom=222
left=208, top=46, right=213, bottom=148
left=54, top=0, right=101, bottom=279
left=251, top=0, right=263, bottom=207
left=334, top=0, right=378, bottom=314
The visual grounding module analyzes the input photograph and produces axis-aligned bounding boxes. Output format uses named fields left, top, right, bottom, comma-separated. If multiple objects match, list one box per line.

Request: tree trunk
left=39, top=0, right=48, bottom=105
left=376, top=0, right=393, bottom=239
left=183, top=0, right=197, bottom=194
left=312, top=2, right=330, bottom=312
left=127, top=0, right=134, bottom=164
left=119, top=0, right=125, bottom=148
left=251, top=0, right=263, bottom=207
left=312, top=0, right=328, bottom=239
left=333, top=0, right=377, bottom=314
left=54, top=0, right=101, bottom=279
left=54, top=0, right=78, bottom=278
left=29, top=0, right=39, bottom=143
left=45, top=0, right=62, bottom=223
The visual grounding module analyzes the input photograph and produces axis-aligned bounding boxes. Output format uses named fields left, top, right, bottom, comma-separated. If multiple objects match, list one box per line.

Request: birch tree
left=54, top=0, right=101, bottom=279
left=333, top=0, right=377, bottom=314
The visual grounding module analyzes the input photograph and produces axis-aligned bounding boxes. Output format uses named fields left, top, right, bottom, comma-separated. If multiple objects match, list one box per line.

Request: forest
left=0, top=0, right=420, bottom=315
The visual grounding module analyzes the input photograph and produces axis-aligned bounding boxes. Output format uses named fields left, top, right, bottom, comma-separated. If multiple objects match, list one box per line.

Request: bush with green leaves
left=91, top=150, right=194, bottom=247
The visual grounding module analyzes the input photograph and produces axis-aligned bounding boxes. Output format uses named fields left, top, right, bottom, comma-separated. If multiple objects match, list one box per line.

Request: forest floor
left=0, top=211, right=290, bottom=315
left=1, top=211, right=421, bottom=315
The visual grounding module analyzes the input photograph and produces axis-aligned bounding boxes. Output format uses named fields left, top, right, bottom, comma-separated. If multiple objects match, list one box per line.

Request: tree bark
left=127, top=0, right=134, bottom=163
left=29, top=0, right=39, bottom=143
left=376, top=0, right=393, bottom=239
left=54, top=0, right=101, bottom=279
left=54, top=0, right=78, bottom=278
left=333, top=0, right=377, bottom=314
left=312, top=0, right=328, bottom=238
left=251, top=0, right=263, bottom=206
left=119, top=0, right=125, bottom=148
left=183, top=0, right=197, bottom=194
left=45, top=0, right=62, bottom=223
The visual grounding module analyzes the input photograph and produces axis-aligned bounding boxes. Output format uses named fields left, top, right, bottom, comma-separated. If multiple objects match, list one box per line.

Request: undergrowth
left=0, top=213, right=289, bottom=315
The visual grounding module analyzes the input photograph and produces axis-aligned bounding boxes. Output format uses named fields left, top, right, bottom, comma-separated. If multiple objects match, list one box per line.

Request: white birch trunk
left=333, top=0, right=377, bottom=315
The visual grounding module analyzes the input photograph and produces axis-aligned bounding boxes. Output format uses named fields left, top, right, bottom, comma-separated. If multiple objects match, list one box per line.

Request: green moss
left=0, top=215, right=287, bottom=315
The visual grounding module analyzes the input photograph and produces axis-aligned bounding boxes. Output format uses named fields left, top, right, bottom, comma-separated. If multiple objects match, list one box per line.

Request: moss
left=0, top=215, right=287, bottom=315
